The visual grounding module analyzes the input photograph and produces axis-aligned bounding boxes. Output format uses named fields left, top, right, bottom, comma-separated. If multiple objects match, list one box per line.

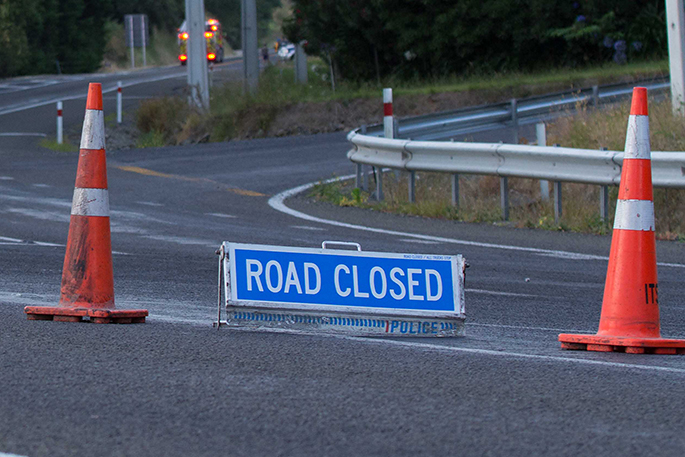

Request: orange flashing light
left=211, top=25, right=218, bottom=31
left=180, top=32, right=188, bottom=40
left=205, top=32, right=214, bottom=38
left=179, top=55, right=188, bottom=61
left=207, top=53, right=216, bottom=60
left=208, top=19, right=217, bottom=24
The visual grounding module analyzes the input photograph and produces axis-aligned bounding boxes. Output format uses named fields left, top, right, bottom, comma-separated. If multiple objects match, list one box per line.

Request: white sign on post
left=215, top=242, right=466, bottom=337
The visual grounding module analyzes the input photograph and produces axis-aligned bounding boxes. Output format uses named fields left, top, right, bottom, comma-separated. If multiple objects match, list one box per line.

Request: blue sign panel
left=227, top=243, right=463, bottom=317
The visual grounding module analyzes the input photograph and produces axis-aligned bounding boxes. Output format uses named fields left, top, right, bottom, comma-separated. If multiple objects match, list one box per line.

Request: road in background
left=1, top=68, right=685, bottom=456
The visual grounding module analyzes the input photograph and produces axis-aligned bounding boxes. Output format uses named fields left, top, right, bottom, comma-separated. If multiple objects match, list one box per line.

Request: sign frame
left=215, top=241, right=466, bottom=337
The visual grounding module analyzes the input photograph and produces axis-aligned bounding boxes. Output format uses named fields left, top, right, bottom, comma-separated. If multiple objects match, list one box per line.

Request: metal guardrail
left=347, top=78, right=685, bottom=222
left=361, top=77, right=670, bottom=141
left=347, top=133, right=685, bottom=189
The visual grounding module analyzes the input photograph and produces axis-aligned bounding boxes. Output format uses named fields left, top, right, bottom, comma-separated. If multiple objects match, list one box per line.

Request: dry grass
left=313, top=96, right=684, bottom=240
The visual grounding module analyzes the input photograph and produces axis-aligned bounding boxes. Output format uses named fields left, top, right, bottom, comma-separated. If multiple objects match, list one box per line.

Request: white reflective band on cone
left=79, top=109, right=106, bottom=150
left=71, top=188, right=110, bottom=217
left=624, top=115, right=650, bottom=160
left=613, top=199, right=655, bottom=231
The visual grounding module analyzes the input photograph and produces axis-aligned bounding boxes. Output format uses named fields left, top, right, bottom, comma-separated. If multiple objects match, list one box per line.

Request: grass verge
left=39, top=138, right=78, bottom=153
left=311, top=96, right=684, bottom=241
left=135, top=58, right=669, bottom=146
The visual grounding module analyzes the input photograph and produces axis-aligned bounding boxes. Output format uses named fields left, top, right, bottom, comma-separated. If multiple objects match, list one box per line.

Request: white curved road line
left=268, top=176, right=685, bottom=269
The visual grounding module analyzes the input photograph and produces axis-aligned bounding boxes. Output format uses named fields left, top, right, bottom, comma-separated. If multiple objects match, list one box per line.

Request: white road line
left=268, top=176, right=685, bottom=269
left=399, top=239, right=441, bottom=245
left=0, top=72, right=186, bottom=117
left=0, top=236, right=62, bottom=247
left=0, top=132, right=47, bottom=137
left=206, top=213, right=236, bottom=218
left=0, top=452, right=29, bottom=457
left=136, top=201, right=164, bottom=207
left=337, top=335, right=685, bottom=375
left=290, top=225, right=326, bottom=231
left=466, top=288, right=539, bottom=298
left=218, top=326, right=685, bottom=375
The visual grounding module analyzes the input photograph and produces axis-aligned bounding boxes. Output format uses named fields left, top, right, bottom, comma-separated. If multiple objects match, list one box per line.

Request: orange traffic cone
left=559, top=87, right=685, bottom=354
left=24, top=83, right=148, bottom=324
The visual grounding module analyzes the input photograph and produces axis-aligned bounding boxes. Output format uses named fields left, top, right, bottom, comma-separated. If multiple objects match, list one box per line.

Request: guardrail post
left=56, top=101, right=63, bottom=145
left=599, top=185, right=609, bottom=222
left=592, top=85, right=599, bottom=107
left=451, top=174, right=459, bottom=208
left=510, top=99, right=519, bottom=144
left=356, top=163, right=362, bottom=189
left=375, top=168, right=384, bottom=201
left=383, top=88, right=393, bottom=139
left=554, top=181, right=563, bottom=224
left=500, top=177, right=509, bottom=220
left=598, top=147, right=609, bottom=221
left=360, top=125, right=369, bottom=191
left=536, top=123, right=549, bottom=201
left=408, top=171, right=415, bottom=203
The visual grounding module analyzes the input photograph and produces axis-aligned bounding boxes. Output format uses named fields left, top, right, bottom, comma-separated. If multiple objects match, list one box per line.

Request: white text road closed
left=217, top=242, right=466, bottom=337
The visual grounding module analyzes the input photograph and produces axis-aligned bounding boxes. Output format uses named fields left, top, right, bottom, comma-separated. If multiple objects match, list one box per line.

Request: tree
left=283, top=0, right=666, bottom=82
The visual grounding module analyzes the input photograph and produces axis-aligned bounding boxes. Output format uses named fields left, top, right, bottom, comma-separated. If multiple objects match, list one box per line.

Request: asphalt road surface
left=1, top=66, right=685, bottom=457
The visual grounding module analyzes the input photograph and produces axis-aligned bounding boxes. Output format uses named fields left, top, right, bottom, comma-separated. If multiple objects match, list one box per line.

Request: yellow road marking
left=114, top=165, right=267, bottom=197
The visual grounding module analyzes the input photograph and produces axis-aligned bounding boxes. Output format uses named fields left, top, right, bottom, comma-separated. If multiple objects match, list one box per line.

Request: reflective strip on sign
left=79, top=109, right=106, bottom=150
left=71, top=188, right=110, bottom=217
left=613, top=199, right=655, bottom=231
left=623, top=115, right=650, bottom=160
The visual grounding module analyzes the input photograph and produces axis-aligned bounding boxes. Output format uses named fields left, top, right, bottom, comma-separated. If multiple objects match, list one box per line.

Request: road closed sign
left=216, top=242, right=466, bottom=337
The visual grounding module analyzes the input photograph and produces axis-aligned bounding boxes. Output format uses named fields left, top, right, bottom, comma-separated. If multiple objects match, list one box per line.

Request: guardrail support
left=536, top=123, right=549, bottom=201
left=451, top=174, right=459, bottom=208
left=500, top=177, right=509, bottom=220
left=554, top=182, right=563, bottom=224
left=408, top=171, right=416, bottom=203
left=599, top=185, right=609, bottom=222
left=375, top=168, right=383, bottom=201
left=510, top=99, right=518, bottom=144
left=356, top=163, right=362, bottom=189
left=592, top=85, right=599, bottom=107
left=360, top=125, right=369, bottom=191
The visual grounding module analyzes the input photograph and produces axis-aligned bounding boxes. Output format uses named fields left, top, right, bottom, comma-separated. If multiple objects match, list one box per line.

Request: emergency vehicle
left=178, top=18, right=224, bottom=64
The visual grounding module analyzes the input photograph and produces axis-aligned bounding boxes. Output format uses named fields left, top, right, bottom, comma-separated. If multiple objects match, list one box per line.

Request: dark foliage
left=283, top=0, right=667, bottom=81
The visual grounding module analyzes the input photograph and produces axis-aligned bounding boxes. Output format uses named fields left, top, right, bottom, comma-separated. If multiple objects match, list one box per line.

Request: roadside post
left=117, top=81, right=122, bottom=124
left=124, top=14, right=149, bottom=69
left=536, top=123, right=550, bottom=201
left=215, top=241, right=466, bottom=337
left=56, top=101, right=63, bottom=145
left=185, top=0, right=210, bottom=110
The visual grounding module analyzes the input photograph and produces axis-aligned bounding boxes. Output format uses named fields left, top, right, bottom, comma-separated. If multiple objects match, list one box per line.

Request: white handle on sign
left=321, top=241, right=362, bottom=251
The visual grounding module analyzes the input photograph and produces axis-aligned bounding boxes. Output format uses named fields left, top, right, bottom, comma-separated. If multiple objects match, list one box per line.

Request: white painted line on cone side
left=79, top=110, right=106, bottom=150
left=268, top=176, right=685, bottom=269
left=624, top=114, right=650, bottom=159
left=613, top=199, right=655, bottom=231
left=71, top=188, right=109, bottom=217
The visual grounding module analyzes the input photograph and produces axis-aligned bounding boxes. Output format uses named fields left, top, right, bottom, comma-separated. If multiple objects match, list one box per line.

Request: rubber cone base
left=559, top=333, right=685, bottom=355
left=24, top=306, right=147, bottom=324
